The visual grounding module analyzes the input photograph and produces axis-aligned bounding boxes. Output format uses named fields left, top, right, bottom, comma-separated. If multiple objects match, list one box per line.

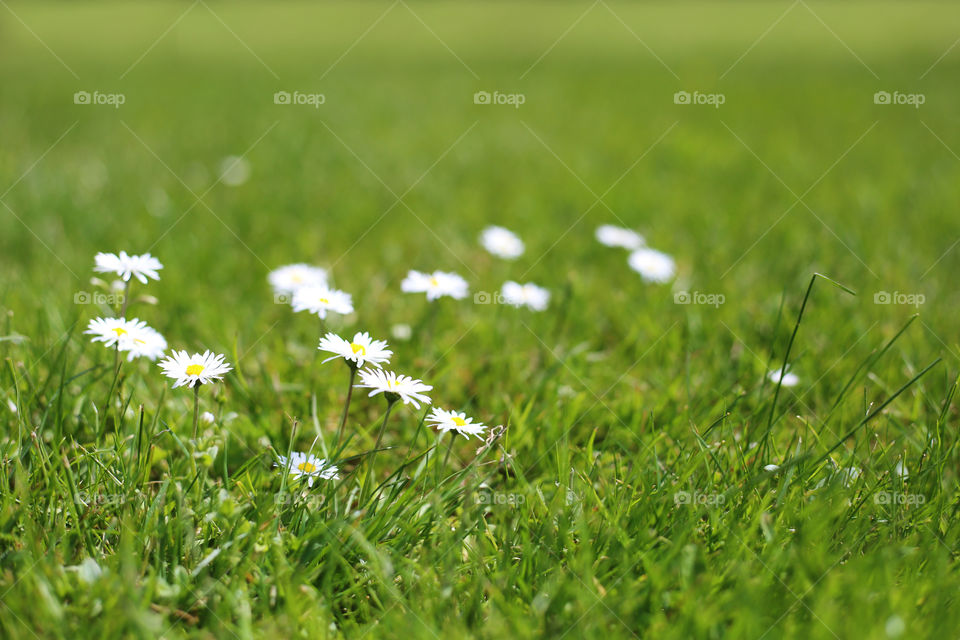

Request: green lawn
left=1, top=2, right=960, bottom=638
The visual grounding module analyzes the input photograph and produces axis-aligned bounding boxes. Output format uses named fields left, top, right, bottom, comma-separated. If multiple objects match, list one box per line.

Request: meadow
left=1, top=1, right=960, bottom=638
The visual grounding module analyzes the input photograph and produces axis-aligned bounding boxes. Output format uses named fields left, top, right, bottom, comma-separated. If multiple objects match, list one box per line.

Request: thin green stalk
left=192, top=383, right=201, bottom=439
left=335, top=365, right=357, bottom=450
left=363, top=399, right=396, bottom=505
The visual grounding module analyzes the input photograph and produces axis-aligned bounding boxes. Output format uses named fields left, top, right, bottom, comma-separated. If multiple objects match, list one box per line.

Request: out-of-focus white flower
left=94, top=251, right=163, bottom=283
left=427, top=408, right=486, bottom=439
left=401, top=270, right=468, bottom=301
left=292, top=285, right=354, bottom=319
left=764, top=464, right=780, bottom=472
left=596, top=225, right=645, bottom=250
left=480, top=226, right=524, bottom=259
left=201, top=411, right=216, bottom=424
left=768, top=368, right=799, bottom=388
left=318, top=331, right=392, bottom=369
left=218, top=155, right=251, bottom=187
left=628, top=248, right=675, bottom=283
left=158, top=350, right=232, bottom=388
left=268, top=264, right=328, bottom=297
left=356, top=368, right=432, bottom=409
left=501, top=281, right=550, bottom=311
left=391, top=323, right=412, bottom=341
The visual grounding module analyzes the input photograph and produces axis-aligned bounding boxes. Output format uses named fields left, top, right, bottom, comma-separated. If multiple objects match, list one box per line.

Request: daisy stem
left=442, top=432, right=455, bottom=469
left=363, top=399, right=396, bottom=504
left=192, top=383, right=201, bottom=440
left=436, top=432, right=456, bottom=485
left=335, top=366, right=356, bottom=451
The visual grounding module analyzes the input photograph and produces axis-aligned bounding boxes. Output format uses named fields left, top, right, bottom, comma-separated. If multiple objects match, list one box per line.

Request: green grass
left=2, top=1, right=960, bottom=638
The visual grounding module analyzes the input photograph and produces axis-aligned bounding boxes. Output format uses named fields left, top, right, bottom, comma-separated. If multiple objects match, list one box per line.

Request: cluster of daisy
left=268, top=263, right=354, bottom=320
left=85, top=252, right=168, bottom=361
left=397, top=226, right=549, bottom=311
left=277, top=328, right=487, bottom=489
left=83, top=251, right=233, bottom=437
left=596, top=224, right=677, bottom=283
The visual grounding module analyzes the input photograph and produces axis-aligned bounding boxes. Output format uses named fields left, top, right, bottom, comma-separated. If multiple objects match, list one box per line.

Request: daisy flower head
left=628, top=247, right=676, bottom=283
left=85, top=317, right=145, bottom=349
left=480, top=226, right=525, bottom=260
left=401, top=270, right=469, bottom=301
left=94, top=251, right=163, bottom=283
left=596, top=225, right=645, bottom=250
left=123, top=323, right=167, bottom=361
left=268, top=263, right=328, bottom=298
left=356, top=368, right=432, bottom=409
left=276, top=452, right=339, bottom=487
left=501, top=281, right=550, bottom=311
left=319, top=331, right=392, bottom=369
left=768, top=368, right=799, bottom=388
left=158, top=350, right=232, bottom=388
left=427, top=408, right=486, bottom=439
left=291, top=285, right=354, bottom=319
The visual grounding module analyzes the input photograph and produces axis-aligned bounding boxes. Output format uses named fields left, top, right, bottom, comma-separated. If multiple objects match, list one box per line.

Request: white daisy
left=123, top=323, right=167, bottom=362
left=596, top=225, right=645, bottom=250
left=768, top=368, right=799, bottom=388
left=268, top=263, right=328, bottom=297
left=401, top=270, right=469, bottom=301
left=319, top=331, right=392, bottom=369
left=501, top=281, right=550, bottom=311
left=158, top=350, right=233, bottom=388
left=480, top=226, right=525, bottom=259
left=291, top=285, right=354, bottom=319
left=356, top=368, right=432, bottom=409
left=276, top=451, right=339, bottom=487
left=628, top=247, right=675, bottom=283
left=427, top=407, right=486, bottom=439
left=201, top=411, right=216, bottom=424
left=85, top=317, right=144, bottom=349
left=94, top=251, right=163, bottom=284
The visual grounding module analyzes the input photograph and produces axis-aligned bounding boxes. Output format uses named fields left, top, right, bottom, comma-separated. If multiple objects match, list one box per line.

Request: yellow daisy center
left=186, top=364, right=205, bottom=376
left=319, top=297, right=330, bottom=304
left=112, top=327, right=128, bottom=336
left=350, top=342, right=366, bottom=355
left=430, top=277, right=439, bottom=287
left=452, top=417, right=467, bottom=426
left=298, top=462, right=317, bottom=473
left=291, top=274, right=303, bottom=283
